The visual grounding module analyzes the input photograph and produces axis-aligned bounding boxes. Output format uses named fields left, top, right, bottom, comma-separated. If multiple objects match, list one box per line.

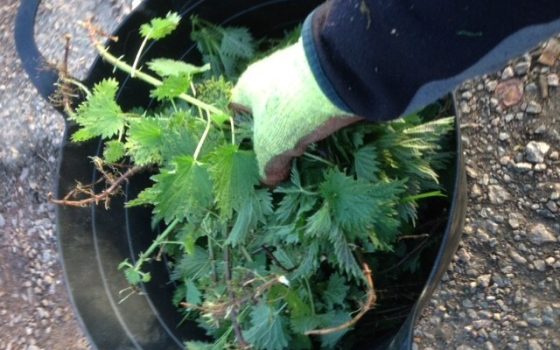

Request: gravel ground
left=1, top=1, right=559, bottom=349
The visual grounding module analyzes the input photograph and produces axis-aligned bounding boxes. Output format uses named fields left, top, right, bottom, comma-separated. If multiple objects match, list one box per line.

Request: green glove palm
left=231, top=39, right=362, bottom=185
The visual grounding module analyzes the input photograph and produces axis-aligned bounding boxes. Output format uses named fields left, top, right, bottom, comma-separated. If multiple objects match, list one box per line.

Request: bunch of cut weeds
left=53, top=12, right=455, bottom=350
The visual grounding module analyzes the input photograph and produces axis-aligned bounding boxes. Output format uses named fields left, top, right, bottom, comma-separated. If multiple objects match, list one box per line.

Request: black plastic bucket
left=15, top=0, right=467, bottom=349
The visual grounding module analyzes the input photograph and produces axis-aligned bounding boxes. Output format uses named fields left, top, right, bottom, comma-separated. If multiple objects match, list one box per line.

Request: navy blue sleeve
left=302, top=0, right=560, bottom=121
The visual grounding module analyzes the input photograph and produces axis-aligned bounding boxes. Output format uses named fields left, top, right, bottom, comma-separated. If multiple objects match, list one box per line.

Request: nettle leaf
left=304, top=203, right=331, bottom=238
left=171, top=246, right=210, bottom=281
left=219, top=27, right=255, bottom=59
left=140, top=12, right=181, bottom=40
left=329, top=227, right=362, bottom=280
left=147, top=58, right=210, bottom=77
left=186, top=279, right=202, bottom=305
left=354, top=144, right=379, bottom=182
left=72, top=78, right=124, bottom=141
left=244, top=302, right=291, bottom=350
left=196, top=76, right=233, bottom=111
left=318, top=311, right=352, bottom=349
left=320, top=169, right=377, bottom=232
left=125, top=117, right=166, bottom=165
left=322, top=273, right=349, bottom=310
left=150, top=156, right=213, bottom=224
left=103, top=140, right=125, bottom=163
left=208, top=145, right=259, bottom=219
left=150, top=74, right=191, bottom=101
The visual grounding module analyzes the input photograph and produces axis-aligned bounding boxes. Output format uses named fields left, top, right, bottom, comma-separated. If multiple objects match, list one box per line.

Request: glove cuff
left=302, top=9, right=352, bottom=114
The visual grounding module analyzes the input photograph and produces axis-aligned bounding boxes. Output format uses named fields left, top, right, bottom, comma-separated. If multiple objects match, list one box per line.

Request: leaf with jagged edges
left=72, top=78, right=124, bottom=141
left=219, top=27, right=255, bottom=59
left=244, top=302, right=291, bottom=350
left=207, top=145, right=259, bottom=219
left=140, top=12, right=181, bottom=40
left=125, top=117, right=167, bottom=166
left=103, top=140, right=125, bottom=163
left=322, top=273, right=349, bottom=310
left=320, top=169, right=377, bottom=232
left=147, top=58, right=210, bottom=77
left=329, top=226, right=362, bottom=280
left=354, top=144, right=380, bottom=182
left=150, top=74, right=191, bottom=101
left=149, top=156, right=213, bottom=224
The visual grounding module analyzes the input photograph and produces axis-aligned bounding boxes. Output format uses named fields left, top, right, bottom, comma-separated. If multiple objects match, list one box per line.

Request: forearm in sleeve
left=302, top=0, right=560, bottom=121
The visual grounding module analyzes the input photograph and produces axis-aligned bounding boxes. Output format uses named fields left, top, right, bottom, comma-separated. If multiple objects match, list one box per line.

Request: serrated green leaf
left=72, top=78, right=124, bottom=141
left=185, top=341, right=215, bottom=350
left=354, top=144, right=379, bottom=182
left=208, top=145, right=259, bottom=219
left=226, top=200, right=253, bottom=246
left=304, top=203, right=331, bottom=238
left=292, top=241, right=319, bottom=279
left=323, top=273, right=349, bottom=310
left=103, top=140, right=126, bottom=163
left=124, top=268, right=141, bottom=285
left=150, top=156, right=213, bottom=223
left=320, top=169, right=376, bottom=232
left=186, top=279, right=202, bottom=305
left=219, top=27, right=255, bottom=59
left=125, top=117, right=166, bottom=165
left=318, top=311, right=352, bottom=349
left=140, top=12, right=181, bottom=40
left=329, top=227, right=362, bottom=280
left=150, top=74, right=191, bottom=101
left=147, top=58, right=210, bottom=77
left=171, top=246, right=210, bottom=280
left=195, top=76, right=233, bottom=111
left=244, top=302, right=291, bottom=350
left=126, top=186, right=158, bottom=207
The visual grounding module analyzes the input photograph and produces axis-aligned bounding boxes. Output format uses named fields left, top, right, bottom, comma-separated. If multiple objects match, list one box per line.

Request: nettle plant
left=54, top=12, right=454, bottom=350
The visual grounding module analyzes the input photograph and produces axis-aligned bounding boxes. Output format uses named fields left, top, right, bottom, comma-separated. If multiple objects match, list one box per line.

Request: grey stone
left=510, top=249, right=528, bottom=265
left=525, top=141, right=550, bottom=163
left=547, top=73, right=559, bottom=86
left=477, top=274, right=492, bottom=288
left=533, top=259, right=546, bottom=271
left=0, top=213, right=4, bottom=228
left=527, top=339, right=542, bottom=350
left=514, top=61, right=530, bottom=75
left=499, top=132, right=510, bottom=141
left=525, top=101, right=543, bottom=114
left=514, top=162, right=533, bottom=172
left=528, top=224, right=557, bottom=245
left=488, top=185, right=512, bottom=204
left=502, top=66, right=515, bottom=80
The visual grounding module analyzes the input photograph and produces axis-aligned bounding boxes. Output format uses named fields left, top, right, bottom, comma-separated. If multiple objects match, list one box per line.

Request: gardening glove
left=231, top=39, right=363, bottom=186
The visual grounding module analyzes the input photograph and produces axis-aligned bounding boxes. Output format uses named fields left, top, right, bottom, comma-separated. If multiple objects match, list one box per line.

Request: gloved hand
left=231, top=39, right=363, bottom=186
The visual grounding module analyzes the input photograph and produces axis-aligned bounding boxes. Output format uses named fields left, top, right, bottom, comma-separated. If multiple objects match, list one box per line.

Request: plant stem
left=401, top=190, right=445, bottom=203
left=62, top=77, right=92, bottom=97
left=86, top=23, right=223, bottom=116
left=304, top=278, right=316, bottom=315
left=134, top=218, right=180, bottom=269
left=303, top=152, right=335, bottom=167
left=131, top=35, right=150, bottom=78
left=193, top=110, right=212, bottom=161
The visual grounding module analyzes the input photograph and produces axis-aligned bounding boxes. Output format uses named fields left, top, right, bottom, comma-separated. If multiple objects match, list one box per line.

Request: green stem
left=193, top=110, right=212, bottom=161
left=62, top=77, right=91, bottom=97
left=229, top=117, right=236, bottom=145
left=93, top=42, right=223, bottom=115
left=131, top=35, right=150, bottom=78
left=304, top=278, right=316, bottom=315
left=303, top=152, right=336, bottom=167
left=401, top=190, right=445, bottom=203
left=134, top=218, right=180, bottom=270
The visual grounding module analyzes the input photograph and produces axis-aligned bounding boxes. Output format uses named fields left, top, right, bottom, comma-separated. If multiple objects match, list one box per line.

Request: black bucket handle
left=15, top=0, right=60, bottom=103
